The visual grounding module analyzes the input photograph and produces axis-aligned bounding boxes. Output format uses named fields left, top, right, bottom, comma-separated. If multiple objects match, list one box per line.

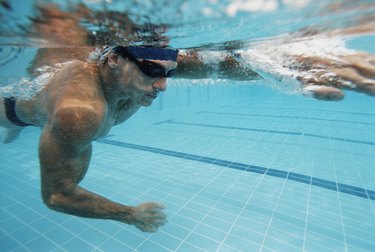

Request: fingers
left=300, top=53, right=375, bottom=98
left=134, top=217, right=167, bottom=232
left=303, top=85, right=344, bottom=101
left=136, top=214, right=167, bottom=232
left=137, top=202, right=165, bottom=210
left=133, top=202, right=168, bottom=233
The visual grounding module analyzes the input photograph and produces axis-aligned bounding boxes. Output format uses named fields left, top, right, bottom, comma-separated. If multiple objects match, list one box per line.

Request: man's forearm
left=44, top=186, right=135, bottom=224
left=44, top=185, right=167, bottom=232
left=175, top=50, right=261, bottom=80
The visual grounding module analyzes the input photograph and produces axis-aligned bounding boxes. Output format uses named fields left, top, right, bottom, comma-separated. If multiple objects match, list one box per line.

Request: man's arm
left=175, top=50, right=261, bottom=80
left=39, top=107, right=166, bottom=232
left=297, top=53, right=375, bottom=100
left=175, top=49, right=375, bottom=101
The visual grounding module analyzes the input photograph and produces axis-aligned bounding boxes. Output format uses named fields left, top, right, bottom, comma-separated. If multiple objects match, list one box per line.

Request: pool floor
left=1, top=84, right=375, bottom=251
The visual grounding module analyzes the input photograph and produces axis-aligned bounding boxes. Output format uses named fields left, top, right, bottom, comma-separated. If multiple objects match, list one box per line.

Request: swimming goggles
left=112, top=46, right=178, bottom=78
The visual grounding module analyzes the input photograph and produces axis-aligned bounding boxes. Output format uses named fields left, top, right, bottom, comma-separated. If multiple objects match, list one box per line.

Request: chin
left=141, top=100, right=153, bottom=107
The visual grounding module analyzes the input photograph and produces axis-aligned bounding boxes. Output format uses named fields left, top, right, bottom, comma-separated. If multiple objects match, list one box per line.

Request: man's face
left=117, top=58, right=177, bottom=107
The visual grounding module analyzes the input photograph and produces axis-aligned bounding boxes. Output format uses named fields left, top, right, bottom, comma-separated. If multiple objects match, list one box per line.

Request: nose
left=152, top=77, right=167, bottom=92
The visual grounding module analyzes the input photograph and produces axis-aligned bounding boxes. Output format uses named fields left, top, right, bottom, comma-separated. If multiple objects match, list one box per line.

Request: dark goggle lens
left=166, top=68, right=176, bottom=77
left=139, top=60, right=176, bottom=78
left=113, top=46, right=177, bottom=78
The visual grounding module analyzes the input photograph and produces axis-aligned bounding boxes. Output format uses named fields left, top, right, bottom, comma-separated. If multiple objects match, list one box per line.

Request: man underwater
left=1, top=3, right=374, bottom=233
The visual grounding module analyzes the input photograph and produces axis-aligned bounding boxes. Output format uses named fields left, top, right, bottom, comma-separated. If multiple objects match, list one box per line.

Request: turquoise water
left=1, top=0, right=375, bottom=251
left=1, top=84, right=375, bottom=251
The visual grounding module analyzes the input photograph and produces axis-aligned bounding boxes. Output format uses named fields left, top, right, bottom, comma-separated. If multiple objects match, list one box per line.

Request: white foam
left=225, top=0, right=311, bottom=17
left=197, top=50, right=228, bottom=65
left=238, top=35, right=356, bottom=94
left=88, top=47, right=101, bottom=63
left=0, top=72, right=53, bottom=100
left=0, top=62, right=74, bottom=100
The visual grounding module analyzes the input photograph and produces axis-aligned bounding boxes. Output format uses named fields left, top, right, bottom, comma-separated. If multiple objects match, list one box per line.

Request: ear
left=107, top=52, right=119, bottom=68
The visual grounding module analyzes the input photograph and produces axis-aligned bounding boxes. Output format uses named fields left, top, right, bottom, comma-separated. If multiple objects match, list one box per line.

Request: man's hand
left=302, top=85, right=345, bottom=101
left=297, top=53, right=375, bottom=100
left=130, top=202, right=167, bottom=232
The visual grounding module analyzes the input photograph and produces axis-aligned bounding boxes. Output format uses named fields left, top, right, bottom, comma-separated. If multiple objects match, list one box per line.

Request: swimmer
left=0, top=4, right=260, bottom=233
left=1, top=3, right=375, bottom=233
left=0, top=46, right=178, bottom=232
left=0, top=43, right=261, bottom=232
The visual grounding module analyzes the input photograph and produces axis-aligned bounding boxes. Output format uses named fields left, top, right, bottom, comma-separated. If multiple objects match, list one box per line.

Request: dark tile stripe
left=212, top=107, right=375, bottom=117
left=97, top=139, right=375, bottom=201
left=199, top=111, right=375, bottom=126
left=157, top=120, right=375, bottom=146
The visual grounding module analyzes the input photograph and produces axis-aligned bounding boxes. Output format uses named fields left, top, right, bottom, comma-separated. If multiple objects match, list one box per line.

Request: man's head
left=98, top=46, right=178, bottom=106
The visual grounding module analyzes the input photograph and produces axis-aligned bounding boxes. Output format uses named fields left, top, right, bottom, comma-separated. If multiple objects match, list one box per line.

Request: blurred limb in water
left=13, top=1, right=375, bottom=101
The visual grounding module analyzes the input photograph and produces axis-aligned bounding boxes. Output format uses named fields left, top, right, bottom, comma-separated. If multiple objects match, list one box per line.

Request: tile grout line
left=163, top=164, right=241, bottom=251
left=214, top=170, right=266, bottom=252
left=302, top=148, right=314, bottom=252
left=97, top=139, right=375, bottom=201
left=258, top=133, right=302, bottom=251
left=330, top=138, right=349, bottom=252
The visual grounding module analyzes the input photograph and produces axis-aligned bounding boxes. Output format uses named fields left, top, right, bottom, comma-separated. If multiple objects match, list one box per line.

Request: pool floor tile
left=1, top=85, right=375, bottom=251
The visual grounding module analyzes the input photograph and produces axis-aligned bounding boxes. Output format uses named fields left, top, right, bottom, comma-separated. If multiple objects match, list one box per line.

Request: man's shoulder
left=49, top=103, right=106, bottom=143
left=59, top=60, right=96, bottom=73
left=52, top=60, right=101, bottom=98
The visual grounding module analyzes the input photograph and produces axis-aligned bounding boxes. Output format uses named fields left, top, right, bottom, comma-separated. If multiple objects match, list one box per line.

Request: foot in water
left=0, top=127, right=22, bottom=144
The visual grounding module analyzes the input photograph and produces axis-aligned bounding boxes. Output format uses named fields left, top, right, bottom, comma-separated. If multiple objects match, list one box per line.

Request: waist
left=4, top=97, right=33, bottom=127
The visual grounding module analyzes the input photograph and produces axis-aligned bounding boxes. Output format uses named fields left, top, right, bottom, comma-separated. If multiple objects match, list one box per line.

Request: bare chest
left=113, top=99, right=140, bottom=125
left=96, top=99, right=140, bottom=139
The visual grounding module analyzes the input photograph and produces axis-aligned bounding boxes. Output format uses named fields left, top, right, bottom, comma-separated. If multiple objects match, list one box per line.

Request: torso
left=14, top=60, right=140, bottom=139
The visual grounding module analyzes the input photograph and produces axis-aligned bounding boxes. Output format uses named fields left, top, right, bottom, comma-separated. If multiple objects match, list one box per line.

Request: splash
left=225, top=0, right=311, bottom=17
left=0, top=73, right=52, bottom=100
left=0, top=62, right=72, bottom=100
left=238, top=35, right=357, bottom=95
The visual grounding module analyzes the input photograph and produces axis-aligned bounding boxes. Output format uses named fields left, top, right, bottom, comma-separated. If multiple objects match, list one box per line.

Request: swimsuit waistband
left=4, top=97, right=33, bottom=127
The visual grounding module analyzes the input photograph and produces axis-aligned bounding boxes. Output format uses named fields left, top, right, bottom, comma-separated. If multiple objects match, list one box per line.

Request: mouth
left=146, top=89, right=160, bottom=99
left=146, top=93, right=157, bottom=99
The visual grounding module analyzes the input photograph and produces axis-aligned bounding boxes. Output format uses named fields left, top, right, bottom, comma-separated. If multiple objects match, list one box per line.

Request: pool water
left=1, top=83, right=374, bottom=251
left=1, top=0, right=375, bottom=251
